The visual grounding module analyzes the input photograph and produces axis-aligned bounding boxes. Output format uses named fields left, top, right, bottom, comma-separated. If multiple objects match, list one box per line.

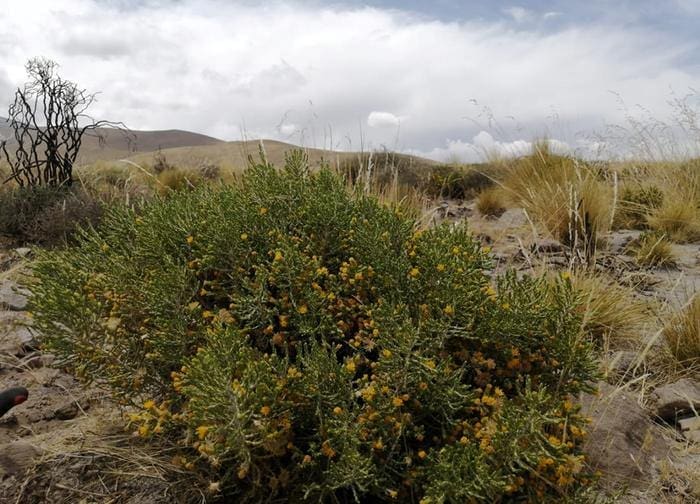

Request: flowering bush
left=30, top=152, right=599, bottom=502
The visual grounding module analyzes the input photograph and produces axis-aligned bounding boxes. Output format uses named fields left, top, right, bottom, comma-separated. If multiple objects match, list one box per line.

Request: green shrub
left=30, top=153, right=598, bottom=502
left=0, top=185, right=103, bottom=245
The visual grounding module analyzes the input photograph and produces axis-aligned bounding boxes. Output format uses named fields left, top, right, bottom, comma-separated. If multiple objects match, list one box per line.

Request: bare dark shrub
left=1, top=58, right=128, bottom=188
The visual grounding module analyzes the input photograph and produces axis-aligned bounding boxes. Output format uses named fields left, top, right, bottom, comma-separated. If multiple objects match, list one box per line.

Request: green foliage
left=30, top=152, right=599, bottom=502
left=0, top=185, right=103, bottom=245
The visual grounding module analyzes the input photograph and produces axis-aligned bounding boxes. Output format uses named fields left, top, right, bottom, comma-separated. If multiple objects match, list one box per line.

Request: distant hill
left=0, top=122, right=224, bottom=162
left=124, top=139, right=438, bottom=179
left=76, top=127, right=224, bottom=163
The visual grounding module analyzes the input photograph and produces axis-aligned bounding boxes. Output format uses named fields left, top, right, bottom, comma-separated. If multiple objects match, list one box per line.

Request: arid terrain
left=0, top=132, right=699, bottom=502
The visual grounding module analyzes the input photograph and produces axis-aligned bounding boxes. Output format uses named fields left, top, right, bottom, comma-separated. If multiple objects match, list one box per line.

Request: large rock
left=651, top=379, right=700, bottom=423
left=0, top=281, right=30, bottom=311
left=580, top=382, right=671, bottom=490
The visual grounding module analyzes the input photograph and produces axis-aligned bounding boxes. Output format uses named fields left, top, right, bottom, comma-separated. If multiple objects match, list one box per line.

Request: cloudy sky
left=1, top=0, right=699, bottom=161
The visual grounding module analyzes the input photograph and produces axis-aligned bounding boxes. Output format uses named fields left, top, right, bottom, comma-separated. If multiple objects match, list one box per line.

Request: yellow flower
left=143, top=400, right=156, bottom=410
left=484, top=285, right=497, bottom=298
left=196, top=425, right=210, bottom=440
left=138, top=425, right=149, bottom=437
left=259, top=207, right=268, bottom=215
left=387, top=489, right=398, bottom=499
left=274, top=250, right=284, bottom=262
left=417, top=450, right=427, bottom=459
left=361, top=385, right=377, bottom=401
left=260, top=405, right=271, bottom=416
left=345, top=361, right=356, bottom=373
left=425, top=359, right=436, bottom=370
left=101, top=243, right=110, bottom=252
left=186, top=235, right=194, bottom=245
left=240, top=233, right=248, bottom=241
left=316, top=266, right=329, bottom=276
left=561, top=271, right=571, bottom=280
left=443, top=304, right=454, bottom=316
left=436, top=263, right=446, bottom=272
left=409, top=267, right=420, bottom=278
left=382, top=349, right=392, bottom=358
left=321, top=441, right=336, bottom=458
left=333, top=406, right=343, bottom=415
left=297, top=304, right=308, bottom=314
left=392, top=397, right=404, bottom=407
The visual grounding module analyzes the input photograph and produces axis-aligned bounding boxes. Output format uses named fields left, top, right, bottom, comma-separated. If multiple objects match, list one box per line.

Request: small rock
left=53, top=399, right=89, bottom=420
left=606, top=351, right=644, bottom=378
left=652, top=379, right=700, bottom=423
left=0, top=326, right=37, bottom=357
left=0, top=281, right=30, bottom=311
left=498, top=208, right=528, bottom=226
left=679, top=416, right=700, bottom=443
left=533, top=238, right=564, bottom=254
left=40, top=353, right=56, bottom=367
left=580, top=382, right=671, bottom=490
left=14, top=247, right=32, bottom=258
left=0, top=441, right=42, bottom=476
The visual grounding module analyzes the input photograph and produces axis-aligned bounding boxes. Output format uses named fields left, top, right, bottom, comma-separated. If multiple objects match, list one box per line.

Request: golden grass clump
left=647, top=197, right=700, bottom=243
left=502, top=142, right=613, bottom=254
left=628, top=232, right=677, bottom=268
left=476, top=186, right=507, bottom=217
left=156, top=168, right=204, bottom=195
left=663, top=296, right=700, bottom=366
left=567, top=271, right=650, bottom=346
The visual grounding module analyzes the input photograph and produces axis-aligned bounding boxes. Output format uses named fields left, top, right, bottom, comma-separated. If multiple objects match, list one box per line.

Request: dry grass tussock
left=476, top=186, right=507, bottom=217
left=663, top=295, right=700, bottom=367
left=500, top=142, right=614, bottom=260
left=627, top=231, right=677, bottom=268
left=566, top=270, right=651, bottom=346
left=7, top=436, right=204, bottom=504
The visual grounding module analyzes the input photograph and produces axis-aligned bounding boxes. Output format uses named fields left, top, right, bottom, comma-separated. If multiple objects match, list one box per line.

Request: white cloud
left=416, top=131, right=571, bottom=162
left=279, top=123, right=298, bottom=135
left=0, top=0, right=696, bottom=157
left=502, top=6, right=533, bottom=23
left=367, top=111, right=402, bottom=128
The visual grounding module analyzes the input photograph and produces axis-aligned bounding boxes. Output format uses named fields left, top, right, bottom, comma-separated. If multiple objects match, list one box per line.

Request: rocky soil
left=0, top=203, right=699, bottom=502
